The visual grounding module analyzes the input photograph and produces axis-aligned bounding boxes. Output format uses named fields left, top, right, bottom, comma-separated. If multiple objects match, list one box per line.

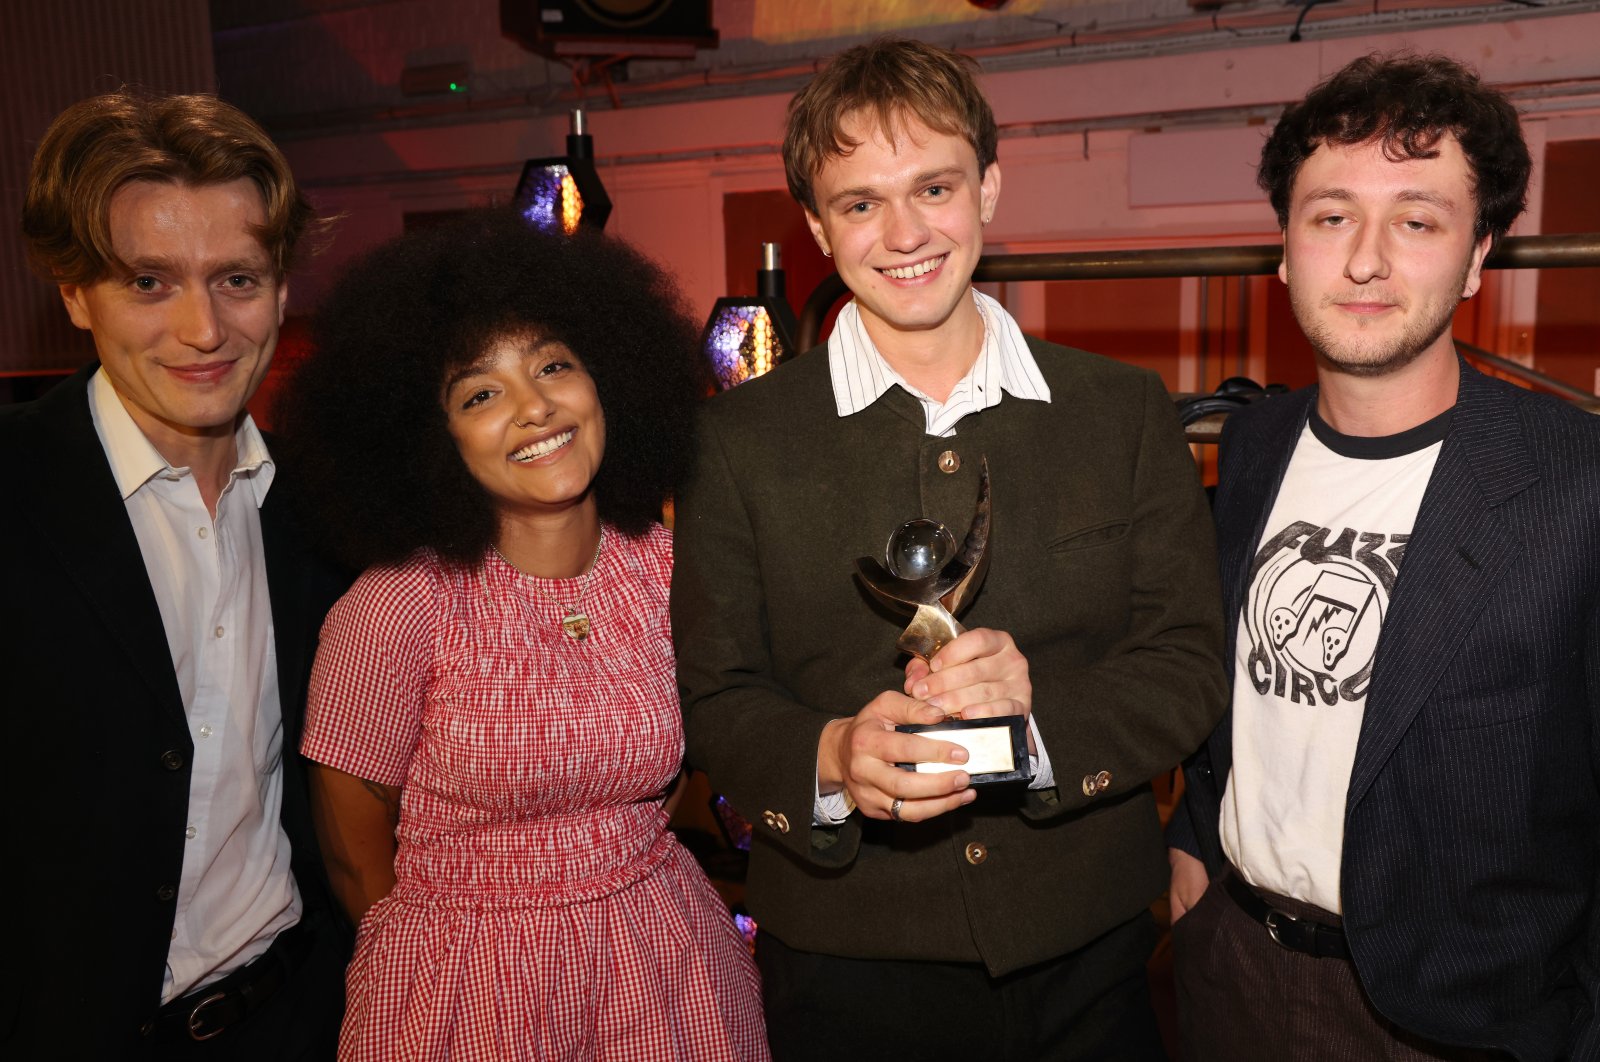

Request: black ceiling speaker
left=501, top=0, right=719, bottom=59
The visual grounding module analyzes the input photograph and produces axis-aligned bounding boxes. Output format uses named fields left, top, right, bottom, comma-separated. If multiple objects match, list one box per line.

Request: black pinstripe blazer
left=1172, top=360, right=1600, bottom=1061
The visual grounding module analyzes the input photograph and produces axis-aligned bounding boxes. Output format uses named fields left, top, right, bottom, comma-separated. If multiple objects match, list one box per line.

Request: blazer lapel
left=1210, top=389, right=1315, bottom=775
left=260, top=490, right=313, bottom=750
left=22, top=368, right=183, bottom=713
left=1220, top=393, right=1313, bottom=626
left=1346, top=363, right=1536, bottom=808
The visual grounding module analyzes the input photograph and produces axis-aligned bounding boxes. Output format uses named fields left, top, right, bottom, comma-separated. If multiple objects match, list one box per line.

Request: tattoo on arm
left=360, top=779, right=401, bottom=825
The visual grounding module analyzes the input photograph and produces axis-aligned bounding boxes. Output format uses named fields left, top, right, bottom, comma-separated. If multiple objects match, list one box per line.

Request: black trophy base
left=893, top=715, right=1032, bottom=786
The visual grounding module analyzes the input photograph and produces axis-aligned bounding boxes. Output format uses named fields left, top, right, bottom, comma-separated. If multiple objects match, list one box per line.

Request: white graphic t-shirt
left=1220, top=407, right=1450, bottom=912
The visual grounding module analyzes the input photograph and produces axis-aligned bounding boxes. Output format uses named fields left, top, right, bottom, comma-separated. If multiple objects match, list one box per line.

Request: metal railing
left=795, top=233, right=1600, bottom=437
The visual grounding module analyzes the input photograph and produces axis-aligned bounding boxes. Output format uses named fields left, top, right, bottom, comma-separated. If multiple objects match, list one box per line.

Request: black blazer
left=1172, top=361, right=1600, bottom=1061
left=0, top=366, right=350, bottom=1059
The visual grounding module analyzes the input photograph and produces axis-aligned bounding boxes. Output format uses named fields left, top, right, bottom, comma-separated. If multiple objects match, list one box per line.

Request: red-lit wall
left=262, top=13, right=1599, bottom=409
left=5, top=4, right=1596, bottom=406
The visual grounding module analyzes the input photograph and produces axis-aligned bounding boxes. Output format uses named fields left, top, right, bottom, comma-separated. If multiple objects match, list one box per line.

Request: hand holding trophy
left=854, top=460, right=1032, bottom=786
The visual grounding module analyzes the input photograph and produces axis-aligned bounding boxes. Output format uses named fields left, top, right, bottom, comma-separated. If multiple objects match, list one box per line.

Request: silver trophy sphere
left=855, top=461, right=992, bottom=661
left=886, top=519, right=957, bottom=580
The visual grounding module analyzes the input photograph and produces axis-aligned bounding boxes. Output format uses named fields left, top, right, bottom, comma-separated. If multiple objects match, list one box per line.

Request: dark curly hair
left=1258, top=53, right=1530, bottom=245
left=275, top=210, right=704, bottom=570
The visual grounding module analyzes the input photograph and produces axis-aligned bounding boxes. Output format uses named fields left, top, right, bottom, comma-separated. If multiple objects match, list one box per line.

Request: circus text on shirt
left=1242, top=520, right=1408, bottom=709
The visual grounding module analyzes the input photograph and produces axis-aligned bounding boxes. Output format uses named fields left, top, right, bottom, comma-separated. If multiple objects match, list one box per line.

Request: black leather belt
left=1224, top=872, right=1351, bottom=960
left=141, top=921, right=313, bottom=1043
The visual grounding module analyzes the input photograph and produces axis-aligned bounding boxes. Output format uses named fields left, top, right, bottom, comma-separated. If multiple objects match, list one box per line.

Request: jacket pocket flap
left=1047, top=519, right=1130, bottom=553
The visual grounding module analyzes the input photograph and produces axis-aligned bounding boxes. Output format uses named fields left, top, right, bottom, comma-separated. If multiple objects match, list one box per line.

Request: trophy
left=854, top=460, right=1031, bottom=785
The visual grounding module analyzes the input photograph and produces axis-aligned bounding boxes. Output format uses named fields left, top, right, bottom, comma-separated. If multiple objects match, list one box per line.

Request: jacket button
left=155, top=884, right=176, bottom=902
left=1095, top=770, right=1112, bottom=791
left=937, top=450, right=961, bottom=474
left=1082, top=774, right=1098, bottom=797
left=762, top=810, right=778, bottom=830
left=964, top=842, right=988, bottom=865
left=160, top=750, right=184, bottom=771
left=774, top=813, right=791, bottom=834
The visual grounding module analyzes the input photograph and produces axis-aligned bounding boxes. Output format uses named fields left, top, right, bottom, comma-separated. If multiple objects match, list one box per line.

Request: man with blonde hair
left=3, top=91, right=347, bottom=1058
left=674, top=37, right=1226, bottom=1059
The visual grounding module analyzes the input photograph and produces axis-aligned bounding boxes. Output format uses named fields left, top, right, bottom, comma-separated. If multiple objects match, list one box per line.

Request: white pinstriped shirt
left=814, top=290, right=1056, bottom=823
left=827, top=289, right=1051, bottom=434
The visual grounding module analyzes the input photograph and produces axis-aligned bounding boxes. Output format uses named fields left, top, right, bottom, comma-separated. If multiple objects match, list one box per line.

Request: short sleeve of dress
left=641, top=522, right=673, bottom=592
left=301, top=555, right=439, bottom=787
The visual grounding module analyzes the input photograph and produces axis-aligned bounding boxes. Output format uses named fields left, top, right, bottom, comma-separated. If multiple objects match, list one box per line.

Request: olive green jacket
left=672, top=337, right=1226, bottom=976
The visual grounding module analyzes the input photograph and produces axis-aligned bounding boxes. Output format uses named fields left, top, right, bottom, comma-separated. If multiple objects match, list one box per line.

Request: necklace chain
left=492, top=530, right=604, bottom=642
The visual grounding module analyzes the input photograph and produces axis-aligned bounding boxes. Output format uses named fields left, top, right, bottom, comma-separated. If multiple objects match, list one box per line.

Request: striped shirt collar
left=827, top=289, right=1051, bottom=437
left=88, top=367, right=275, bottom=506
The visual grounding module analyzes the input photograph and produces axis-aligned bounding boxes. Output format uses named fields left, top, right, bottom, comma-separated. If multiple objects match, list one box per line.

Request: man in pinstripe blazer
left=1167, top=54, right=1600, bottom=1061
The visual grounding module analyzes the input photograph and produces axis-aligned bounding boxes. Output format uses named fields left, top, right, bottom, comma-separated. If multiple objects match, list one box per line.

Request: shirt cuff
left=1027, top=715, right=1054, bottom=790
left=814, top=779, right=854, bottom=826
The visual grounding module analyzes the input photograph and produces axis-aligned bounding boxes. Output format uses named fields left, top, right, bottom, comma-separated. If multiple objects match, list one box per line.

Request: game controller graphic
left=1269, top=569, right=1376, bottom=671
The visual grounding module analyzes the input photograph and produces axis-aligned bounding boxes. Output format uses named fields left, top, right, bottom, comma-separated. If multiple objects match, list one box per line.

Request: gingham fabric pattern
left=303, top=524, right=768, bottom=1061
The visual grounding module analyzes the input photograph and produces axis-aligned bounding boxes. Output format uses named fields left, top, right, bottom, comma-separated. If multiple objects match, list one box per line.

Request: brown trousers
left=1172, top=871, right=1506, bottom=1062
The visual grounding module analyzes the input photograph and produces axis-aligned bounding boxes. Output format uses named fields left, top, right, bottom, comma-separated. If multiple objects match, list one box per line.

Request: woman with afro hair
left=277, top=211, right=767, bottom=1060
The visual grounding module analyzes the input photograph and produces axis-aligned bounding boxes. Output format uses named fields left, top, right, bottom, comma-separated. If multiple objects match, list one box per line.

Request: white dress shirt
left=815, top=291, right=1056, bottom=823
left=828, top=289, right=1052, bottom=436
left=88, top=369, right=301, bottom=1002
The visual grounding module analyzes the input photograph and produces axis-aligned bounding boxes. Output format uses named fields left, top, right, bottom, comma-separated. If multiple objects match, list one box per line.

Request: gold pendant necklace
left=557, top=608, right=591, bottom=642
left=493, top=530, right=604, bottom=642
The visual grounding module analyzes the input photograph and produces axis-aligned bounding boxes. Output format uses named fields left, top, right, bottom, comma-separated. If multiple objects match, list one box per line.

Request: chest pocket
left=1047, top=519, right=1130, bottom=554
left=997, top=517, right=1135, bottom=650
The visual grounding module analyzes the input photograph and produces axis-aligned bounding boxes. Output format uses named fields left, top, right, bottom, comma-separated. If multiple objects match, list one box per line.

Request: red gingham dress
left=302, top=524, right=767, bottom=1061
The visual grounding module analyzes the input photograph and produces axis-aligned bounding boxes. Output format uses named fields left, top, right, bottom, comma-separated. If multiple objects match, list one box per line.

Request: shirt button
left=214, top=626, right=225, bottom=639
left=184, top=825, right=197, bottom=840
left=160, top=750, right=185, bottom=771
left=197, top=527, right=208, bottom=540
left=964, top=842, right=988, bottom=865
left=156, top=884, right=176, bottom=902
left=937, top=450, right=961, bottom=474
left=198, top=725, right=213, bottom=739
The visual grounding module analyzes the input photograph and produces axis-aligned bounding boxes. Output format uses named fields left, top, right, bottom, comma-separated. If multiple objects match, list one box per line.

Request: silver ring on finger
left=889, top=797, right=904, bottom=821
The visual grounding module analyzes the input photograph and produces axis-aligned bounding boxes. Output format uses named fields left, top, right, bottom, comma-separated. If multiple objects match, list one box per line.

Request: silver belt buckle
left=1263, top=907, right=1299, bottom=948
left=186, top=991, right=229, bottom=1041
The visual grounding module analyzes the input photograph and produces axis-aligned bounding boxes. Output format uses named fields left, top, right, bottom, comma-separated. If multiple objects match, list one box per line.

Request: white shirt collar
left=827, top=290, right=1051, bottom=435
left=87, top=367, right=275, bottom=506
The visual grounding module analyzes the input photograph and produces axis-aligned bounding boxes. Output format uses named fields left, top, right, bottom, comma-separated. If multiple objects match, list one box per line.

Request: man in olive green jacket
left=672, top=38, right=1225, bottom=1060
